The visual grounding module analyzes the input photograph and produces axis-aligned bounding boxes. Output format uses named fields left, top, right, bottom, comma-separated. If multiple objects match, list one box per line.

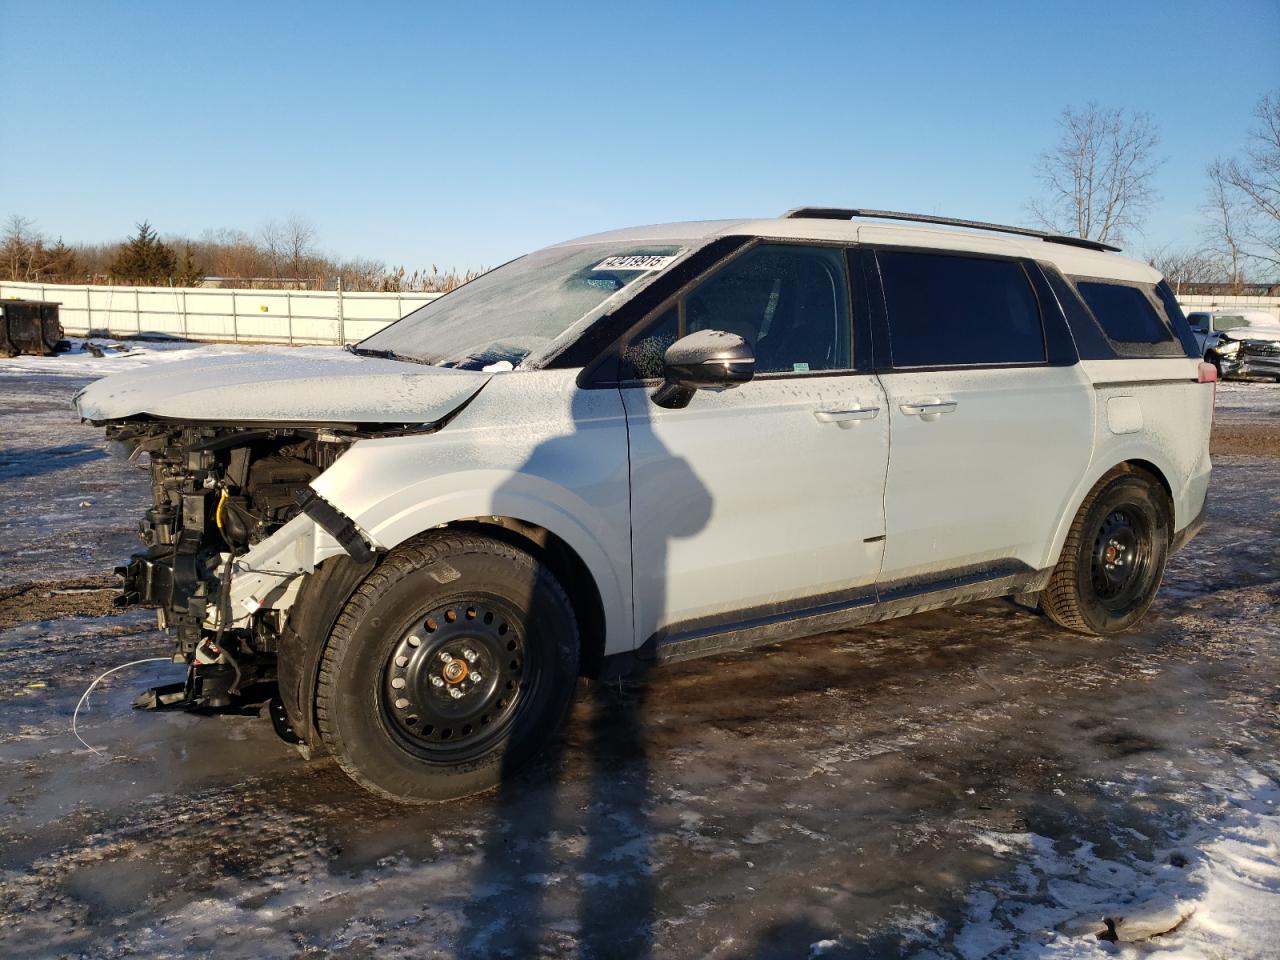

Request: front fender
left=307, top=371, right=635, bottom=657
left=353, top=470, right=631, bottom=658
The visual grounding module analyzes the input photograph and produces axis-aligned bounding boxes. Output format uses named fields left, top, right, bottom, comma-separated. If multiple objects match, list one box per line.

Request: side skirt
left=642, top=562, right=1052, bottom=666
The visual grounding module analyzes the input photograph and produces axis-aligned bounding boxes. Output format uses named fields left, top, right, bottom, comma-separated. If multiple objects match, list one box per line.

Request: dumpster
left=0, top=299, right=64, bottom=357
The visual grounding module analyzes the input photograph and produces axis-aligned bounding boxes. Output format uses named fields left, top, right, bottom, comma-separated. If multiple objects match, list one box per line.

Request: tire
left=316, top=532, right=579, bottom=803
left=1040, top=469, right=1171, bottom=635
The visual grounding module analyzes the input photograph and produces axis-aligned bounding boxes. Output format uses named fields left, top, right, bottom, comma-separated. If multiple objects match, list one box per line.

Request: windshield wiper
left=346, top=345, right=433, bottom=365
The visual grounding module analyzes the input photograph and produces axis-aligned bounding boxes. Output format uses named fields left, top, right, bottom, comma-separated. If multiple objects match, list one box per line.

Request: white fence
left=0, top=280, right=442, bottom=345
left=1177, top=294, right=1280, bottom=321
left=3, top=280, right=1278, bottom=347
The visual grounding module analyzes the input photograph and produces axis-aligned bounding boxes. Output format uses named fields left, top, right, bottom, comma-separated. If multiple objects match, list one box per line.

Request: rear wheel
left=1040, top=470, right=1170, bottom=635
left=316, top=533, right=579, bottom=803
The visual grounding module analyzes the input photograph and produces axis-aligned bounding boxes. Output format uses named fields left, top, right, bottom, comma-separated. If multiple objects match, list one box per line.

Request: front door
left=618, top=243, right=889, bottom=648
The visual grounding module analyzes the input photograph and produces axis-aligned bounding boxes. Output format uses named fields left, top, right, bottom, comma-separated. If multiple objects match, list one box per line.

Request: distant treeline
left=0, top=214, right=483, bottom=292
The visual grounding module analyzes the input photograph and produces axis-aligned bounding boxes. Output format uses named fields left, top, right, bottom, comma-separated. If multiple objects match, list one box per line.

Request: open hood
left=74, top=350, right=491, bottom=426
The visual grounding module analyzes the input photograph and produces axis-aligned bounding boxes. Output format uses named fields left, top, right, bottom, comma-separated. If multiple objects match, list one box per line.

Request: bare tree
left=1205, top=160, right=1247, bottom=290
left=1145, top=244, right=1229, bottom=295
left=1029, top=103, right=1162, bottom=245
left=1211, top=92, right=1280, bottom=273
left=2, top=214, right=38, bottom=280
left=259, top=219, right=284, bottom=280
left=283, top=214, right=317, bottom=287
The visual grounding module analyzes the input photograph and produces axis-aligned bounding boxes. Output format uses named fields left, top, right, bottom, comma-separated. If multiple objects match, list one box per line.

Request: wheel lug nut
left=440, top=652, right=452, bottom=663
left=395, top=655, right=408, bottom=667
left=391, top=677, right=405, bottom=689
left=430, top=676, right=444, bottom=688
left=471, top=671, right=482, bottom=683
left=407, top=634, right=421, bottom=647
left=394, top=697, right=409, bottom=709
left=448, top=688, right=463, bottom=700
left=463, top=649, right=477, bottom=663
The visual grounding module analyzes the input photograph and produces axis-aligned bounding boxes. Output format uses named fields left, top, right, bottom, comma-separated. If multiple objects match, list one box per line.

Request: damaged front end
left=108, top=421, right=362, bottom=714
left=1210, top=337, right=1280, bottom=380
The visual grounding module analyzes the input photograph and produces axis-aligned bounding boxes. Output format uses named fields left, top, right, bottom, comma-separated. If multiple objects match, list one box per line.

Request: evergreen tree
left=109, top=221, right=177, bottom=284
left=38, top=237, right=80, bottom=281
left=173, top=243, right=206, bottom=287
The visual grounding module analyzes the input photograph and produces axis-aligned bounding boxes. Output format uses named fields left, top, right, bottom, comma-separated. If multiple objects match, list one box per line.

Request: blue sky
left=1, top=0, right=1277, bottom=270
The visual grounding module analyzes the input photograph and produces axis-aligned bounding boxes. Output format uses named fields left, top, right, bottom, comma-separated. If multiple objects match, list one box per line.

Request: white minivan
left=78, top=208, right=1215, bottom=802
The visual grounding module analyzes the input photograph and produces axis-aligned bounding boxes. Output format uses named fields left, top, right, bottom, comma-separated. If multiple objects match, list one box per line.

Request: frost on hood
left=74, top=349, right=490, bottom=424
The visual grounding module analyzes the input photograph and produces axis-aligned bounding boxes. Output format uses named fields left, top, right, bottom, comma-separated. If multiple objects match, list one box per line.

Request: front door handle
left=814, top=406, right=880, bottom=427
left=899, top=400, right=957, bottom=419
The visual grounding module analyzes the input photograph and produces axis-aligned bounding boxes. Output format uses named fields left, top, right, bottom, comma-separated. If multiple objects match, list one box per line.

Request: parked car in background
left=75, top=207, right=1215, bottom=802
left=1190, top=310, right=1280, bottom=380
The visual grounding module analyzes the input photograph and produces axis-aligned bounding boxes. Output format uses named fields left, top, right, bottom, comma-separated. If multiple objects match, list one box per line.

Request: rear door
left=617, top=242, right=889, bottom=647
left=867, top=248, right=1093, bottom=587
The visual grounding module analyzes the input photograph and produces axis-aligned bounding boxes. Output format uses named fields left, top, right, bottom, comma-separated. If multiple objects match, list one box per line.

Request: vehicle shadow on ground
left=455, top=388, right=709, bottom=959
left=0, top=441, right=105, bottom=481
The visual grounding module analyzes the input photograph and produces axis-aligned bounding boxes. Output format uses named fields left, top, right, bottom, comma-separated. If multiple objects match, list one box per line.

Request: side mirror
left=652, top=329, right=755, bottom=409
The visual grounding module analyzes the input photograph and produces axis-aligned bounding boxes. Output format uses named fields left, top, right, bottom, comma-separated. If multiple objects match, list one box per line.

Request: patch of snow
left=946, top=763, right=1280, bottom=958
left=0, top=337, right=281, bottom=377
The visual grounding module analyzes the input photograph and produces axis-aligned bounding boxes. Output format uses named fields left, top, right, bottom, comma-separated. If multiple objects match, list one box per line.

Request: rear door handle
left=899, top=400, right=957, bottom=417
left=814, top=407, right=880, bottom=427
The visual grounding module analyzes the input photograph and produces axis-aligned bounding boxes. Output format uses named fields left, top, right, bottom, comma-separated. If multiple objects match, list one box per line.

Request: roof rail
left=779, top=207, right=1122, bottom=253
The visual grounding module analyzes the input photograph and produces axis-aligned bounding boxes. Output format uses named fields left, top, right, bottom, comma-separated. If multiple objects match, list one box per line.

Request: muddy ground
left=0, top=357, right=1277, bottom=959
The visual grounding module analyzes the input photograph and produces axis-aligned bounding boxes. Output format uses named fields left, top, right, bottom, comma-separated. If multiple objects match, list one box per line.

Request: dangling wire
left=72, top=657, right=173, bottom=757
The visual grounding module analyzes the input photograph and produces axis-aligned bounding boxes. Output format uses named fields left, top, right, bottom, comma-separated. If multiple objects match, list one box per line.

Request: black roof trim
left=780, top=207, right=1122, bottom=253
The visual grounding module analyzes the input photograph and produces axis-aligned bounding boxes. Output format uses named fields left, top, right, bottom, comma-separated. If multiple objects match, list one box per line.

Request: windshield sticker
left=594, top=254, right=678, bottom=272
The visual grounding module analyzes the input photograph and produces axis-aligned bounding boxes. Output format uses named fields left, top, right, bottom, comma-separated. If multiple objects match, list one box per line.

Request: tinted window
left=1043, top=266, right=1113, bottom=359
left=1074, top=281, right=1173, bottom=345
left=1153, top=281, right=1199, bottom=357
left=877, top=251, right=1045, bottom=367
left=620, top=244, right=850, bottom=378
left=620, top=306, right=679, bottom=380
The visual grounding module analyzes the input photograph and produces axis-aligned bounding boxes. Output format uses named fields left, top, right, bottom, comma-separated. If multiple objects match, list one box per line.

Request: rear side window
left=1153, top=280, right=1200, bottom=357
left=876, top=251, right=1045, bottom=367
left=1074, top=281, right=1173, bottom=345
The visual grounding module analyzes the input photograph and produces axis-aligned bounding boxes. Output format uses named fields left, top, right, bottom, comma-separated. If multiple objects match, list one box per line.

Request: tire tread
left=314, top=531, right=574, bottom=803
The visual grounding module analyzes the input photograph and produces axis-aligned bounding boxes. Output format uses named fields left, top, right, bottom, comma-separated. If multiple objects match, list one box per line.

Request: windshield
left=357, top=242, right=688, bottom=368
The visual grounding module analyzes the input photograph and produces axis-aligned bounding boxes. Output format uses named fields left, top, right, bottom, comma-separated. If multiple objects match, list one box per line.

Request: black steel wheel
left=316, top=532, right=579, bottom=803
left=381, top=598, right=531, bottom=759
left=1041, top=469, right=1171, bottom=635
left=1089, top=508, right=1154, bottom=610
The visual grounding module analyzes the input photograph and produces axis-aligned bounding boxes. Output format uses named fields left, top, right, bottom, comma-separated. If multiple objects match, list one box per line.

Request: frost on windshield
left=359, top=243, right=686, bottom=369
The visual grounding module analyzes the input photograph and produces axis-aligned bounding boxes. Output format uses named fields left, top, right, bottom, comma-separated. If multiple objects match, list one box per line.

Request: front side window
left=620, top=244, right=851, bottom=379
left=877, top=251, right=1045, bottom=367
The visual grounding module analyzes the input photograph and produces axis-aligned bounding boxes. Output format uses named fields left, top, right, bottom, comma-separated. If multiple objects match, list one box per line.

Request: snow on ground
left=1, top=337, right=345, bottom=377
left=0, top=347, right=1277, bottom=959
left=1213, top=380, right=1280, bottom=422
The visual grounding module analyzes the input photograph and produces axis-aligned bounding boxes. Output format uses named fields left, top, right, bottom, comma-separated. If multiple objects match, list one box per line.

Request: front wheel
left=315, top=533, right=579, bottom=803
left=1040, top=470, right=1171, bottom=635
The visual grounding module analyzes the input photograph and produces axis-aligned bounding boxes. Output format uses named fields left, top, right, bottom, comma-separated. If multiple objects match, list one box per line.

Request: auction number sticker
left=594, top=254, right=678, bottom=272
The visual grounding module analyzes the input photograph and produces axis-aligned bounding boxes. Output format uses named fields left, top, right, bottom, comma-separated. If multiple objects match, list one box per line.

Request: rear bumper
left=1170, top=497, right=1208, bottom=554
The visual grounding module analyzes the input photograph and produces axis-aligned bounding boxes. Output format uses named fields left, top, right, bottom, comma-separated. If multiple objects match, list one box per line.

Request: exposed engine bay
left=107, top=421, right=356, bottom=712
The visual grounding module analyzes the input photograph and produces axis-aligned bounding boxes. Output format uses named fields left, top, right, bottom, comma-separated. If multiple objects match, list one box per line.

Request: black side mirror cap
left=652, top=329, right=755, bottom=409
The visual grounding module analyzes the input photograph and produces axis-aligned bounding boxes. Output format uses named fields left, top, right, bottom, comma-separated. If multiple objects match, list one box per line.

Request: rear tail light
left=1198, top=361, right=1218, bottom=428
